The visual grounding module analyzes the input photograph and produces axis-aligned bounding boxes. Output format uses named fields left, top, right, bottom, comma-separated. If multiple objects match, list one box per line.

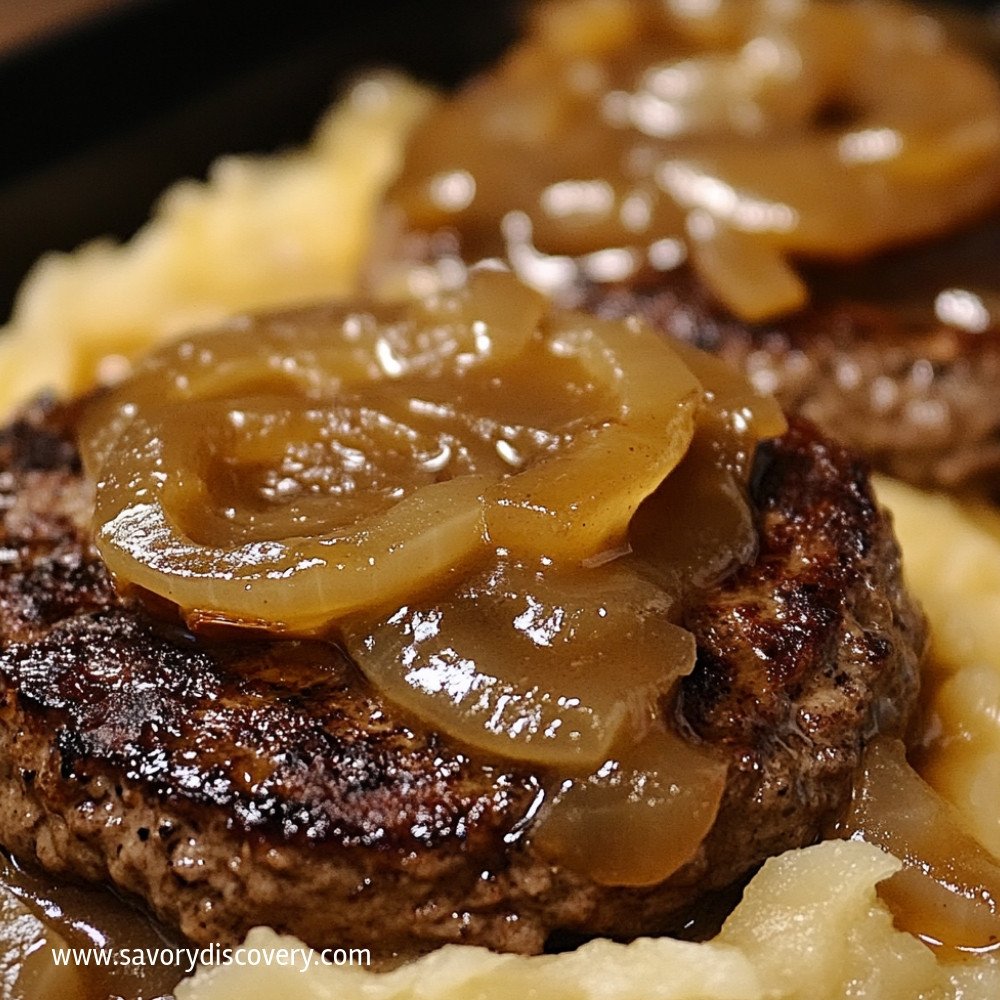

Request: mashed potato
left=5, top=61, right=1000, bottom=1000
left=0, top=73, right=434, bottom=414
left=874, top=476, right=1000, bottom=861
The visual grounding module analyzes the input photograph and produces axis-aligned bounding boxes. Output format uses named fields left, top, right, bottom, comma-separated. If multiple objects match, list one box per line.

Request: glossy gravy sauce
left=387, top=0, right=1000, bottom=325
left=0, top=851, right=183, bottom=999
left=843, top=738, right=1000, bottom=959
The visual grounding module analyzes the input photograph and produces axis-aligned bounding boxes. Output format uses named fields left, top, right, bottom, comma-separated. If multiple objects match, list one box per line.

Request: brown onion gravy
left=76, top=270, right=784, bottom=895
left=0, top=850, right=183, bottom=999
left=13, top=0, right=1000, bottom=992
left=387, top=0, right=1000, bottom=326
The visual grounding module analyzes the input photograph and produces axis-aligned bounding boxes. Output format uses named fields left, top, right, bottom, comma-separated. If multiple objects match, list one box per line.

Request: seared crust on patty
left=587, top=217, right=1000, bottom=494
left=0, top=399, right=924, bottom=956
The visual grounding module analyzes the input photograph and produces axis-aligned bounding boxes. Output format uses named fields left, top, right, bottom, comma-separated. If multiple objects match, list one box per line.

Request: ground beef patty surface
left=585, top=214, right=1000, bottom=495
left=0, top=398, right=924, bottom=957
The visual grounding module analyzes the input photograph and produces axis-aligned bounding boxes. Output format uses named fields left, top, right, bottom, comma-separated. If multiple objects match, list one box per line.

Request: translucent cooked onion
left=93, top=415, right=490, bottom=633
left=669, top=336, right=787, bottom=463
left=486, top=312, right=701, bottom=559
left=487, top=424, right=694, bottom=561
left=342, top=559, right=695, bottom=768
left=844, top=737, right=1000, bottom=953
left=531, top=724, right=727, bottom=886
left=390, top=0, right=1000, bottom=321
left=685, top=212, right=808, bottom=325
left=80, top=270, right=703, bottom=633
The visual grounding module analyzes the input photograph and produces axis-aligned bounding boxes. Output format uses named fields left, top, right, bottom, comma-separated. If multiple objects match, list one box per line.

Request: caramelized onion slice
left=159, top=398, right=486, bottom=545
left=485, top=314, right=702, bottom=559
left=627, top=343, right=781, bottom=591
left=82, top=270, right=710, bottom=632
left=342, top=559, right=695, bottom=768
left=670, top=339, right=787, bottom=460
left=392, top=0, right=1000, bottom=322
left=80, top=269, right=548, bottom=481
left=845, top=736, right=1000, bottom=953
left=486, top=423, right=694, bottom=562
left=544, top=312, right=702, bottom=434
left=93, top=268, right=546, bottom=409
left=531, top=723, right=727, bottom=887
left=685, top=213, right=808, bottom=325
left=405, top=266, right=548, bottom=370
left=93, top=412, right=489, bottom=634
left=629, top=434, right=755, bottom=593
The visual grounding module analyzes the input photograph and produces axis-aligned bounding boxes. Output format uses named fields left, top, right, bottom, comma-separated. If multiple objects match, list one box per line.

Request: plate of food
left=2, top=1, right=1000, bottom=998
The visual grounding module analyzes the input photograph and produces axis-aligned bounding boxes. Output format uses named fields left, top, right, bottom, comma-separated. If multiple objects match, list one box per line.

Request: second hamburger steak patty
left=585, top=214, right=1000, bottom=495
left=0, top=399, right=924, bottom=956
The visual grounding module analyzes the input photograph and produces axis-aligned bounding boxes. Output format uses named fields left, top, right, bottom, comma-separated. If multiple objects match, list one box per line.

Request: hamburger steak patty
left=585, top=215, right=1000, bottom=495
left=0, top=397, right=924, bottom=956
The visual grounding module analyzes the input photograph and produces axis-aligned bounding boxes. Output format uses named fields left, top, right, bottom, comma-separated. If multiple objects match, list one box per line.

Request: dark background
left=0, top=0, right=995, bottom=322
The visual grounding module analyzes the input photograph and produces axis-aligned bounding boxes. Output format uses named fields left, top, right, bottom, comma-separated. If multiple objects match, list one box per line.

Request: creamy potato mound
left=0, top=73, right=434, bottom=415
left=5, top=62, right=1000, bottom=1000
left=874, top=476, right=1000, bottom=861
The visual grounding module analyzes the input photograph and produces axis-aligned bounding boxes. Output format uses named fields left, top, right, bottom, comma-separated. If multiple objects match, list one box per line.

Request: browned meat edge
left=585, top=225, right=1000, bottom=495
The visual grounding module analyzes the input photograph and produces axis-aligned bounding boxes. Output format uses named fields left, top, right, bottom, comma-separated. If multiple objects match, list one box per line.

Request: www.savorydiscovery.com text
left=50, top=942, right=372, bottom=976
